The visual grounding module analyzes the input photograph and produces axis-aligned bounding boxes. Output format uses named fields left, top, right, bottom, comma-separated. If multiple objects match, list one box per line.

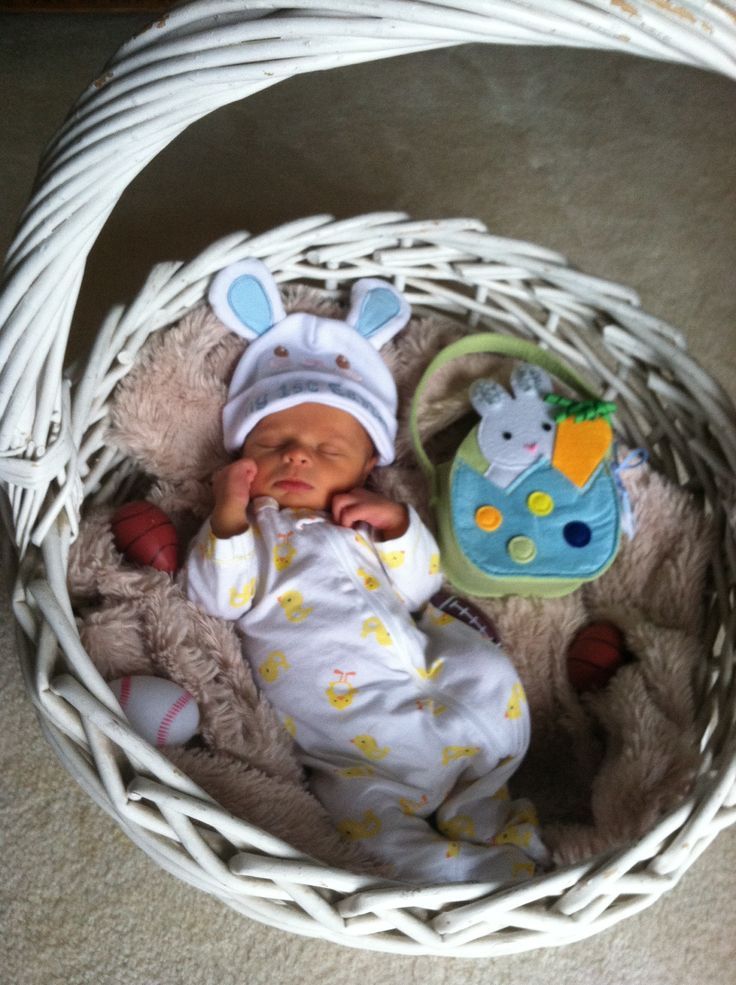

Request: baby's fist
left=331, top=488, right=409, bottom=541
left=211, top=458, right=257, bottom=539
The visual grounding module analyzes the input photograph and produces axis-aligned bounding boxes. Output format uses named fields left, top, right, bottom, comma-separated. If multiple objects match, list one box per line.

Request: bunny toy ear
left=470, top=379, right=508, bottom=416
left=208, top=258, right=287, bottom=341
left=510, top=364, right=552, bottom=399
left=345, top=278, right=411, bottom=349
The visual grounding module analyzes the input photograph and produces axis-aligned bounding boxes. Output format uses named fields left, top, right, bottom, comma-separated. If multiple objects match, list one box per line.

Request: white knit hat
left=209, top=259, right=411, bottom=465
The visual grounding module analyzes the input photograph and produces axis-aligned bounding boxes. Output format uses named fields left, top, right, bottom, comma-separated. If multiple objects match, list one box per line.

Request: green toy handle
left=409, top=333, right=601, bottom=499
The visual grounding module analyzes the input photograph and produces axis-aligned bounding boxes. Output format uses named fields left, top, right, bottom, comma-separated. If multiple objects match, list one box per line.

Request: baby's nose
left=283, top=442, right=310, bottom=463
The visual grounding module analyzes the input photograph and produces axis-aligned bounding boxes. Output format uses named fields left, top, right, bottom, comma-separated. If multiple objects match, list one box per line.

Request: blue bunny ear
left=208, top=259, right=286, bottom=340
left=346, top=278, right=411, bottom=349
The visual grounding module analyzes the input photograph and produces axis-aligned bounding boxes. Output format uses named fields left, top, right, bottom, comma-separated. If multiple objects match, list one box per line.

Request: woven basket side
left=1, top=1, right=736, bottom=551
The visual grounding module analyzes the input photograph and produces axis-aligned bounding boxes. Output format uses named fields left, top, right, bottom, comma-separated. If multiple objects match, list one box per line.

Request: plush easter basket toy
left=2, top=1, right=736, bottom=959
left=410, top=334, right=623, bottom=599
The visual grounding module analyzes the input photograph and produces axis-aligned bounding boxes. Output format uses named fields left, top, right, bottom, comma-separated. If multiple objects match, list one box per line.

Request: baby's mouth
left=274, top=478, right=314, bottom=491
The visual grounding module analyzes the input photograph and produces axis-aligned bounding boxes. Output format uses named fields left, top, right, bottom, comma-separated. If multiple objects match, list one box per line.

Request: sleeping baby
left=183, top=259, right=549, bottom=885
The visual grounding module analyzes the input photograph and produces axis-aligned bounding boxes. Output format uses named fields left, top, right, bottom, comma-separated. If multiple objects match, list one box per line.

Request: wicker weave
left=2, top=1, right=736, bottom=957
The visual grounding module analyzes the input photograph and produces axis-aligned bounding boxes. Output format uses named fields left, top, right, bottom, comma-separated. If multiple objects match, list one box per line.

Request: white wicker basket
left=2, top=1, right=736, bottom=958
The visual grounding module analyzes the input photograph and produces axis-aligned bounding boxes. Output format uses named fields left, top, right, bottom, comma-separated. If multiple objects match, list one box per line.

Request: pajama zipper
left=321, top=525, right=509, bottom=756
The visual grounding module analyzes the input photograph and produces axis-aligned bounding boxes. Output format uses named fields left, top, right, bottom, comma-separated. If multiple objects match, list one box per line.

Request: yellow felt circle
left=508, top=536, right=538, bottom=564
left=527, top=491, right=554, bottom=516
left=475, top=506, right=503, bottom=532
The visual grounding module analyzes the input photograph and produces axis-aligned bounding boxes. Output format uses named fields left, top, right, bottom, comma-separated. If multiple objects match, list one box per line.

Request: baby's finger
left=331, top=491, right=361, bottom=525
left=335, top=503, right=372, bottom=530
left=236, top=458, right=258, bottom=481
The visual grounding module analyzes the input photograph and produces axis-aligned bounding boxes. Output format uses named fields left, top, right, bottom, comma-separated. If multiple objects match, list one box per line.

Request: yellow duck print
left=229, top=577, right=256, bottom=609
left=378, top=549, right=406, bottom=569
left=429, top=553, right=440, bottom=575
left=351, top=734, right=390, bottom=761
left=337, top=810, right=382, bottom=841
left=282, top=716, right=296, bottom=738
left=258, top=650, right=290, bottom=683
left=428, top=608, right=454, bottom=627
left=354, top=532, right=372, bottom=552
left=415, top=697, right=447, bottom=717
left=441, top=745, right=481, bottom=767
left=512, top=861, right=536, bottom=879
left=416, top=658, right=445, bottom=682
left=512, top=804, right=540, bottom=827
left=338, top=765, right=375, bottom=779
left=505, top=683, right=527, bottom=720
left=325, top=669, right=358, bottom=710
left=361, top=616, right=393, bottom=647
left=492, top=784, right=511, bottom=801
left=398, top=794, right=429, bottom=816
left=277, top=590, right=313, bottom=623
left=272, top=533, right=297, bottom=571
left=357, top=567, right=381, bottom=591
left=492, top=823, right=533, bottom=849
left=438, top=814, right=476, bottom=840
left=445, top=841, right=461, bottom=859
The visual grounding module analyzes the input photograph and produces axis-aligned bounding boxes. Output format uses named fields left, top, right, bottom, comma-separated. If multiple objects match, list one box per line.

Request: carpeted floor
left=1, top=11, right=735, bottom=985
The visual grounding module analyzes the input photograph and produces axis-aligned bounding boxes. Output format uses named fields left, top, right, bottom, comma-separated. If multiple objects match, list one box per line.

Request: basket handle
left=1, top=1, right=734, bottom=551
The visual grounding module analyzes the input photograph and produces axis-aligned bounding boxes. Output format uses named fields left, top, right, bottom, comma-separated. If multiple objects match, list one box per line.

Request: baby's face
left=242, top=403, right=377, bottom=510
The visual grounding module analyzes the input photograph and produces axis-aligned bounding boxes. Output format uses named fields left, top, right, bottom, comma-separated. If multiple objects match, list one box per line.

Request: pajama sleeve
left=374, top=506, right=443, bottom=612
left=183, top=518, right=259, bottom=621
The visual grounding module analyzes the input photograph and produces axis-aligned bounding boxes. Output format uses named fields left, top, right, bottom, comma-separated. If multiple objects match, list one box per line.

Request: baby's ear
left=345, top=279, right=411, bottom=349
left=208, top=259, right=287, bottom=340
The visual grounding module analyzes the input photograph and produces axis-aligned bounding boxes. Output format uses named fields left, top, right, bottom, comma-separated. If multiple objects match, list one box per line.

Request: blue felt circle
left=563, top=521, right=592, bottom=548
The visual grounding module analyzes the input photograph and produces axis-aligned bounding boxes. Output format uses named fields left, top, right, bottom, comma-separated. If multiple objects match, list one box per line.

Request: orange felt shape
left=552, top=416, right=613, bottom=489
left=567, top=622, right=626, bottom=692
left=112, top=500, right=179, bottom=573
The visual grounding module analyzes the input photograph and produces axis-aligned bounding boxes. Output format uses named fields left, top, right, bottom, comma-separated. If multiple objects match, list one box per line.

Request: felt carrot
left=546, top=396, right=615, bottom=489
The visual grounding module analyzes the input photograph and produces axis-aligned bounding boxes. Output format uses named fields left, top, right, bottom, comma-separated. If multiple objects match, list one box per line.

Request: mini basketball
left=567, top=621, right=627, bottom=692
left=111, top=500, right=178, bottom=573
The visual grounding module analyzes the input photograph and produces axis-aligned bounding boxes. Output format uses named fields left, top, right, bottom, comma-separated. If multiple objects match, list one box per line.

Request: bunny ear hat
left=209, top=259, right=411, bottom=466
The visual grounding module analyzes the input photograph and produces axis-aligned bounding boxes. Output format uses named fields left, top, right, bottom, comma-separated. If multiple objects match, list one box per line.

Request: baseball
left=109, top=675, right=200, bottom=747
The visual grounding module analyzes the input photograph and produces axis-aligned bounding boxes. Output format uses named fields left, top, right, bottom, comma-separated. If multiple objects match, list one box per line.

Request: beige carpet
left=1, top=12, right=735, bottom=984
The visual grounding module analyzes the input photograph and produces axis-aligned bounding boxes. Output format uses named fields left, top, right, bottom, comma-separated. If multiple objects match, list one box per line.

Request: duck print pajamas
left=184, top=497, right=548, bottom=884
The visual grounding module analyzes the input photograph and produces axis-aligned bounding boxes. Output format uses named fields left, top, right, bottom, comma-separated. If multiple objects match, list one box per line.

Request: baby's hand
left=210, top=458, right=258, bottom=539
left=332, top=488, right=409, bottom=541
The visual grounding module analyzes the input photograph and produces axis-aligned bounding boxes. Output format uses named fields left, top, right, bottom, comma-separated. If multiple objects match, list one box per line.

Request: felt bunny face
left=209, top=259, right=411, bottom=465
left=470, top=365, right=556, bottom=486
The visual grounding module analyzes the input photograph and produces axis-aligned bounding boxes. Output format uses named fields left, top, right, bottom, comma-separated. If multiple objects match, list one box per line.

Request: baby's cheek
left=247, top=462, right=271, bottom=496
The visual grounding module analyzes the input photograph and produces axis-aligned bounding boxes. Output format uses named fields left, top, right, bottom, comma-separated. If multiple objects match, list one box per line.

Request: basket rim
left=1, top=0, right=736, bottom=550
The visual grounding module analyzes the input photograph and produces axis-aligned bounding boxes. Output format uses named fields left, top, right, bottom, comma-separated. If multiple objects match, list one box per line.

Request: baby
left=184, top=260, right=548, bottom=885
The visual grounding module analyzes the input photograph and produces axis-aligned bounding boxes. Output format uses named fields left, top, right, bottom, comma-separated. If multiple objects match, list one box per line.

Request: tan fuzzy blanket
left=67, top=284, right=713, bottom=871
